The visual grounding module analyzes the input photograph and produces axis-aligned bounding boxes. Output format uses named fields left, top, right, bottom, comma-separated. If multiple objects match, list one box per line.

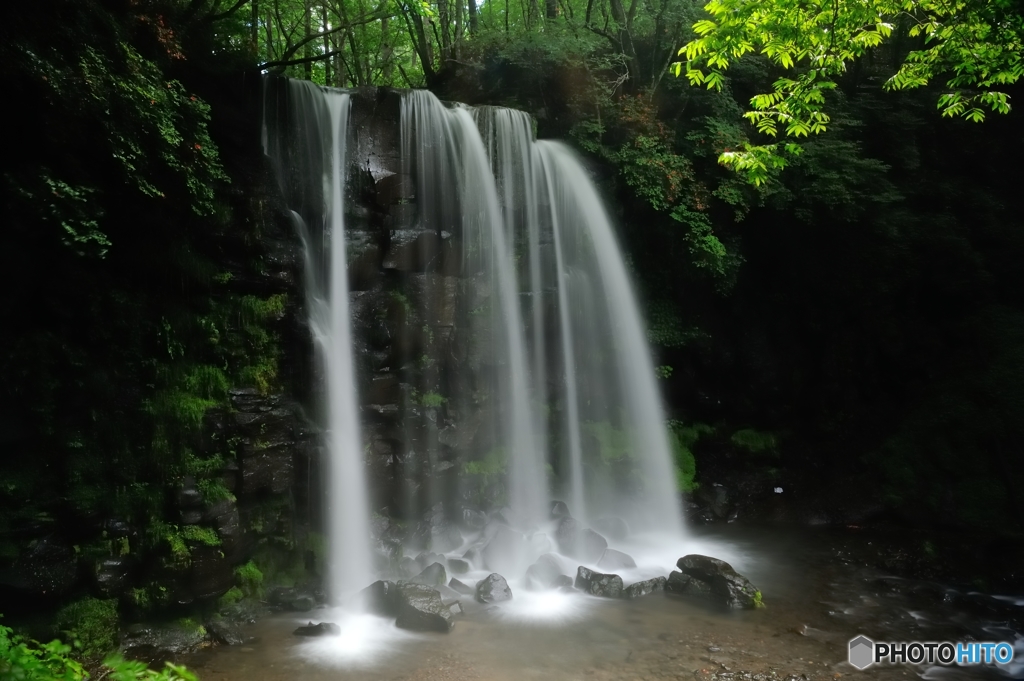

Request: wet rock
left=180, top=509, right=203, bottom=525
left=574, top=566, right=623, bottom=598
left=448, top=601, right=464, bottom=616
left=93, top=556, right=134, bottom=598
left=398, top=556, right=420, bottom=580
left=122, top=622, right=209, bottom=658
left=177, top=477, right=204, bottom=509
left=365, top=374, right=400, bottom=405
left=268, top=586, right=318, bottom=611
left=204, top=500, right=242, bottom=554
left=383, top=231, right=444, bottom=272
left=437, top=584, right=462, bottom=605
left=553, top=574, right=575, bottom=590
left=592, top=517, right=629, bottom=542
left=208, top=619, right=245, bottom=646
left=461, top=547, right=480, bottom=567
left=395, top=583, right=455, bottom=633
left=475, top=573, right=513, bottom=603
left=449, top=578, right=475, bottom=595
left=676, top=554, right=761, bottom=608
left=412, top=504, right=463, bottom=552
left=359, top=580, right=400, bottom=617
left=525, top=553, right=567, bottom=591
left=597, top=549, right=636, bottom=571
left=290, top=594, right=316, bottom=611
left=447, top=558, right=469, bottom=574
left=460, top=508, right=487, bottom=530
left=550, top=500, right=571, bottom=519
left=430, top=525, right=463, bottom=552
left=665, top=570, right=712, bottom=597
left=410, top=562, right=447, bottom=587
left=189, top=545, right=234, bottom=602
left=482, top=525, right=530, bottom=575
left=624, top=576, right=667, bottom=599
left=293, top=621, right=341, bottom=637
left=10, top=537, right=80, bottom=598
left=488, top=507, right=523, bottom=529
left=555, top=518, right=607, bottom=563
left=239, top=446, right=294, bottom=496
left=415, top=551, right=445, bottom=569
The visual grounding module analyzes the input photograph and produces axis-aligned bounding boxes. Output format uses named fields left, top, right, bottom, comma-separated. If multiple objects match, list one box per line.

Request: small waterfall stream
left=263, top=79, right=684, bottom=602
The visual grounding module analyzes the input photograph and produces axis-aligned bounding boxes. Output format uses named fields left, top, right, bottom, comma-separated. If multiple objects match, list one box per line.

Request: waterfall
left=264, top=78, right=683, bottom=599
left=262, top=79, right=372, bottom=598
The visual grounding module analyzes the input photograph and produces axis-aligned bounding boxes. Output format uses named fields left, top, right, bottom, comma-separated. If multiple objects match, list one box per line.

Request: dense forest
left=1, top=0, right=1022, bottom=673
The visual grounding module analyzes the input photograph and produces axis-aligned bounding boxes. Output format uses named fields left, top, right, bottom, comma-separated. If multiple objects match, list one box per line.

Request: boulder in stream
left=207, top=619, right=246, bottom=646
left=447, top=558, right=470, bottom=574
left=674, top=554, right=762, bottom=609
left=395, top=583, right=455, bottom=632
left=410, top=562, right=447, bottom=587
left=575, top=566, right=623, bottom=598
left=449, top=578, right=475, bottom=595
left=358, top=579, right=401, bottom=616
left=475, top=573, right=513, bottom=603
left=293, top=621, right=341, bottom=637
left=624, top=576, right=666, bottom=599
left=482, top=525, right=530, bottom=575
left=597, top=548, right=636, bottom=571
left=555, top=518, right=608, bottom=563
left=525, top=553, right=567, bottom=591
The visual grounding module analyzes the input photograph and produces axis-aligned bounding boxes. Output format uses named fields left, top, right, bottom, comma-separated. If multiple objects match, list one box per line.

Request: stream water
left=183, top=527, right=1024, bottom=680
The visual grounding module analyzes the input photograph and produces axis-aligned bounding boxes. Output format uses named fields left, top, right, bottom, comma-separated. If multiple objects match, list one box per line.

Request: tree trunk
left=608, top=0, right=640, bottom=86
left=381, top=15, right=394, bottom=82
left=468, top=0, right=478, bottom=34
left=251, top=0, right=259, bottom=55
left=303, top=0, right=313, bottom=80
left=322, top=5, right=332, bottom=85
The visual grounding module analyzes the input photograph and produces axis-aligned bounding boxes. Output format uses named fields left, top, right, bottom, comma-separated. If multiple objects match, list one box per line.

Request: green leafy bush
left=1, top=619, right=198, bottom=680
left=53, top=598, right=119, bottom=659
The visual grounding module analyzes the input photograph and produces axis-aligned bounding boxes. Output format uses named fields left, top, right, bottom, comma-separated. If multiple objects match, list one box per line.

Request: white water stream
left=264, top=79, right=683, bottom=606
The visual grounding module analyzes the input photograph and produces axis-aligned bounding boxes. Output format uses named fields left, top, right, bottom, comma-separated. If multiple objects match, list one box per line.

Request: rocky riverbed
left=179, top=527, right=1023, bottom=681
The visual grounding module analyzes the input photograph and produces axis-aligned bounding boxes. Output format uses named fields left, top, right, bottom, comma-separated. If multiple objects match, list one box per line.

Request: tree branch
left=274, top=9, right=386, bottom=65
left=261, top=49, right=345, bottom=70
left=207, top=0, right=251, bottom=22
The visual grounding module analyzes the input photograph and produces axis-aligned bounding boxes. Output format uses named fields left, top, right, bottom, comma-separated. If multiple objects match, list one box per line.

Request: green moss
left=420, top=392, right=446, bottom=408
left=54, top=597, right=119, bottom=658
left=151, top=522, right=219, bottom=567
left=730, top=428, right=779, bottom=455
left=175, top=618, right=206, bottom=638
left=181, top=525, right=220, bottom=546
left=128, top=587, right=151, bottom=610
left=667, top=420, right=711, bottom=493
left=235, top=560, right=264, bottom=598
left=217, top=586, right=244, bottom=608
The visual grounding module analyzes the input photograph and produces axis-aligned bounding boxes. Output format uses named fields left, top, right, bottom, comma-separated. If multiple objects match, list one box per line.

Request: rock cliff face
left=0, top=78, right=510, bottom=627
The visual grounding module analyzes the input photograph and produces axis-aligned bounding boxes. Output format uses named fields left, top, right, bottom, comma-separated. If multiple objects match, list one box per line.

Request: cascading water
left=401, top=92, right=548, bottom=534
left=264, top=79, right=684, bottom=612
left=262, top=79, right=372, bottom=599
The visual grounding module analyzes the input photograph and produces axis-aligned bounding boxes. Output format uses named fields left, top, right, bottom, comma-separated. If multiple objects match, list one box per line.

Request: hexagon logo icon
left=848, top=635, right=875, bottom=670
